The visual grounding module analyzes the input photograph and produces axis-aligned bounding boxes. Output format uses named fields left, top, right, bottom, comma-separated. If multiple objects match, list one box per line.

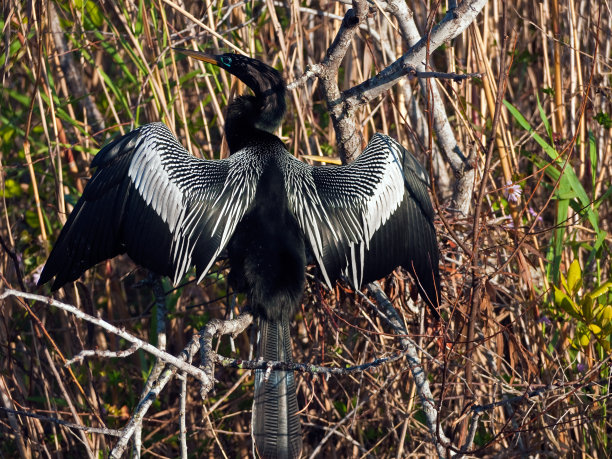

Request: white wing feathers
left=128, top=132, right=186, bottom=233
left=95, top=123, right=262, bottom=286
left=285, top=134, right=409, bottom=288
left=40, top=123, right=435, bottom=298
left=131, top=126, right=263, bottom=285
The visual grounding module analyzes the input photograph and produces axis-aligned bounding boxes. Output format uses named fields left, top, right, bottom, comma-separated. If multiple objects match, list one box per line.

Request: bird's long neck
left=224, top=81, right=286, bottom=154
left=253, top=83, right=286, bottom=133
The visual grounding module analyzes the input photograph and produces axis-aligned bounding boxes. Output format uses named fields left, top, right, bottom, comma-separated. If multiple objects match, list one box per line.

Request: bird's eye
left=220, top=56, right=232, bottom=67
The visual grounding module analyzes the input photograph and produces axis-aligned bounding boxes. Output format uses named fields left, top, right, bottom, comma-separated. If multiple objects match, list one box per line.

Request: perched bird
left=39, top=49, right=440, bottom=458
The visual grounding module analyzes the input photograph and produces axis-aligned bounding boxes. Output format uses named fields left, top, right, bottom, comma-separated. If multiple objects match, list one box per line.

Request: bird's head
left=175, top=48, right=286, bottom=134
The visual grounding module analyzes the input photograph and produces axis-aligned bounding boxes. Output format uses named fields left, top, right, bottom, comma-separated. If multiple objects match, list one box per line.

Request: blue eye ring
left=220, top=56, right=232, bottom=67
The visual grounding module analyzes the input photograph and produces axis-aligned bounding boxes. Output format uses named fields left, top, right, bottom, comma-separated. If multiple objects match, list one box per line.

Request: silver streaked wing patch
left=284, top=134, right=407, bottom=289
left=126, top=123, right=263, bottom=285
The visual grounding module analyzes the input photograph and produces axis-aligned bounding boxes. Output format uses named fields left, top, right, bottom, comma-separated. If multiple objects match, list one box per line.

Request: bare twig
left=0, top=407, right=122, bottom=437
left=366, top=282, right=452, bottom=457
left=110, top=335, right=202, bottom=458
left=65, top=343, right=141, bottom=366
left=0, top=289, right=211, bottom=384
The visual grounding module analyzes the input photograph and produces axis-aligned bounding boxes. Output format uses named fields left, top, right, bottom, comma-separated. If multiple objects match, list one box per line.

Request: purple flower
left=538, top=316, right=552, bottom=326
left=503, top=180, right=522, bottom=203
left=576, top=363, right=587, bottom=372
left=528, top=206, right=543, bottom=223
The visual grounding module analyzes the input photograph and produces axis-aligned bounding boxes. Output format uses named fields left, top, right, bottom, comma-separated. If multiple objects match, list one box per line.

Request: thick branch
left=310, top=0, right=370, bottom=162
left=342, top=0, right=484, bottom=203
left=110, top=335, right=202, bottom=458
left=380, top=0, right=479, bottom=214
left=215, top=346, right=417, bottom=375
left=199, top=312, right=254, bottom=383
left=343, top=0, right=486, bottom=108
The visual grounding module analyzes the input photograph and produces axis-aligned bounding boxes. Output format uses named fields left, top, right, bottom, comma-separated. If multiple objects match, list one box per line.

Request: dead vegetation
left=0, top=0, right=611, bottom=457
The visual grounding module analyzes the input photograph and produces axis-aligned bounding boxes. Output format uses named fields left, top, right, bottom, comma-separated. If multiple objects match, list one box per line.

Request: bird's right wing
left=39, top=122, right=263, bottom=290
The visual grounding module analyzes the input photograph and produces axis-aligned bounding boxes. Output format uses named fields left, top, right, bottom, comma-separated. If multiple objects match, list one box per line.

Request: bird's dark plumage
left=39, top=50, right=440, bottom=459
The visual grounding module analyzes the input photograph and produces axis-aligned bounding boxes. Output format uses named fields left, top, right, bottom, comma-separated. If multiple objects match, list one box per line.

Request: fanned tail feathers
left=252, top=317, right=302, bottom=459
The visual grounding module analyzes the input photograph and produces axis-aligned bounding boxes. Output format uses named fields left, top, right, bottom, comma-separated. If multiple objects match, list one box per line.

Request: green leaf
left=578, top=330, right=590, bottom=347
left=557, top=189, right=578, bottom=200
left=559, top=271, right=569, bottom=294
left=554, top=286, right=581, bottom=319
left=590, top=281, right=612, bottom=300
left=72, top=0, right=103, bottom=28
left=86, top=1, right=104, bottom=28
left=504, top=100, right=556, bottom=156
left=588, top=324, right=602, bottom=335
left=505, top=100, right=600, bottom=234
left=554, top=286, right=566, bottom=305
left=134, top=0, right=144, bottom=35
left=25, top=210, right=39, bottom=229
left=536, top=94, right=553, bottom=144
left=1, top=178, right=22, bottom=198
left=594, top=111, right=612, bottom=129
left=551, top=186, right=570, bottom=283
left=582, top=295, right=593, bottom=322
left=601, top=306, right=612, bottom=326
left=567, top=259, right=582, bottom=295
left=505, top=99, right=604, bottom=284
left=333, top=400, right=348, bottom=416
left=588, top=131, right=597, bottom=189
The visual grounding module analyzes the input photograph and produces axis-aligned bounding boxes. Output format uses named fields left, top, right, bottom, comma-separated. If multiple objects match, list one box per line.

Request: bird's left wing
left=39, top=122, right=263, bottom=290
left=284, top=134, right=439, bottom=310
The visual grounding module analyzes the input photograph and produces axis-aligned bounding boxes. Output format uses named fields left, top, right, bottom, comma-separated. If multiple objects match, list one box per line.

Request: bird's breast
left=226, top=157, right=306, bottom=322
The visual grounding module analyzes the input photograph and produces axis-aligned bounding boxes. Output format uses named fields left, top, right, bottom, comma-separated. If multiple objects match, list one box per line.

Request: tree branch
left=380, top=0, right=479, bottom=214
left=319, top=0, right=370, bottom=162
left=342, top=0, right=486, bottom=108
left=366, top=282, right=453, bottom=457
left=0, top=289, right=211, bottom=384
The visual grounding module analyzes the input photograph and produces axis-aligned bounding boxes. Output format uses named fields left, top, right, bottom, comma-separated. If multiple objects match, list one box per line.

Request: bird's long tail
left=252, top=316, right=302, bottom=459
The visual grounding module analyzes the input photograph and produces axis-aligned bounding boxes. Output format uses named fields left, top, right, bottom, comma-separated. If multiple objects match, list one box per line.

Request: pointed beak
left=173, top=48, right=218, bottom=66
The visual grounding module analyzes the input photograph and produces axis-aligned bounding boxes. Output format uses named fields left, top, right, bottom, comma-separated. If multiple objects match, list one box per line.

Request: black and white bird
left=39, top=49, right=440, bottom=459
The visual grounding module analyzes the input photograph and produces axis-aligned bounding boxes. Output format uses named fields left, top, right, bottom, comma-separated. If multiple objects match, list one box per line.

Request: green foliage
left=594, top=111, right=612, bottom=129
left=333, top=399, right=348, bottom=416
left=71, top=0, right=104, bottom=28
left=1, top=178, right=22, bottom=198
left=1, top=0, right=610, bottom=456
left=542, top=87, right=554, bottom=96
left=504, top=97, right=607, bottom=283
left=474, top=422, right=494, bottom=446
left=553, top=259, right=612, bottom=353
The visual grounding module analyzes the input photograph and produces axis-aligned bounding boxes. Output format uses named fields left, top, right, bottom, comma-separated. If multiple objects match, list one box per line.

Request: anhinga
left=39, top=49, right=440, bottom=459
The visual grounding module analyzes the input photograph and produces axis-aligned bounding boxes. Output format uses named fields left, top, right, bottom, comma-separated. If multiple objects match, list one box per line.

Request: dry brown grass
left=0, top=0, right=611, bottom=457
